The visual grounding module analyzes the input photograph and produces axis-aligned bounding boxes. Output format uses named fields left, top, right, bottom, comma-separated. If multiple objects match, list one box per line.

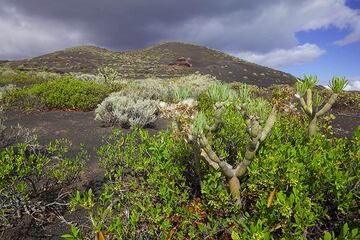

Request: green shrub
left=4, top=77, right=110, bottom=111
left=69, top=130, right=195, bottom=239
left=296, top=75, right=348, bottom=136
left=0, top=140, right=87, bottom=227
left=207, top=83, right=237, bottom=103
left=65, top=119, right=359, bottom=239
left=97, top=66, right=119, bottom=84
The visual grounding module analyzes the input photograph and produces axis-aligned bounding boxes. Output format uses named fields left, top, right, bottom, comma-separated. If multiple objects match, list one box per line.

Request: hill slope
left=5, top=42, right=296, bottom=87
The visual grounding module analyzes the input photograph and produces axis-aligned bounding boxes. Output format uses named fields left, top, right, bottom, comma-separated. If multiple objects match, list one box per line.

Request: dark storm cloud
left=0, top=0, right=278, bottom=51
left=0, top=0, right=359, bottom=62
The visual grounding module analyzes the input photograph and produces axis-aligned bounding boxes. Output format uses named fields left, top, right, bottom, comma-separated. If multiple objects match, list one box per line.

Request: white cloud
left=345, top=77, right=360, bottom=91
left=162, top=0, right=360, bottom=53
left=234, top=43, right=325, bottom=68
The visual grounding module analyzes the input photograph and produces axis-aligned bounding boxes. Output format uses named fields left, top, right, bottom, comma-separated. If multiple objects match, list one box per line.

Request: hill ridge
left=5, top=42, right=296, bottom=87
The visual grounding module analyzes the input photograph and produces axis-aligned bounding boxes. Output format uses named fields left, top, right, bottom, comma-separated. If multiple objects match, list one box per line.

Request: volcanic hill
left=4, top=42, right=296, bottom=87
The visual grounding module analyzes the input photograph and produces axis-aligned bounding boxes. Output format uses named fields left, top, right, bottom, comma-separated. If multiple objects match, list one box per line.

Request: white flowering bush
left=95, top=92, right=160, bottom=128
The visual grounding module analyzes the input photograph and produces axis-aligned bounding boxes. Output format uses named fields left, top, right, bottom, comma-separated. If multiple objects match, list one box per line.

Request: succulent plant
left=190, top=98, right=277, bottom=206
left=296, top=75, right=348, bottom=136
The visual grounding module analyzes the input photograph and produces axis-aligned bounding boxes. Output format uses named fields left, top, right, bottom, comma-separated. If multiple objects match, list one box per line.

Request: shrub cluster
left=0, top=140, right=87, bottom=229
left=66, top=109, right=359, bottom=239
left=0, top=84, right=15, bottom=101
left=4, top=77, right=110, bottom=111
left=94, top=73, right=219, bottom=128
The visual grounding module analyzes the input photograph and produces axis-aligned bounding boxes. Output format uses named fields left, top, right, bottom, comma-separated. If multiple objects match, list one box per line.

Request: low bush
left=4, top=77, right=110, bottom=111
left=0, top=140, right=87, bottom=229
left=95, top=92, right=160, bottom=128
left=67, top=103, right=359, bottom=239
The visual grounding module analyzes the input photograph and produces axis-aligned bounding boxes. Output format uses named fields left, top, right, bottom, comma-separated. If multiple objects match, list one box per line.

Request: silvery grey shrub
left=95, top=92, right=160, bottom=128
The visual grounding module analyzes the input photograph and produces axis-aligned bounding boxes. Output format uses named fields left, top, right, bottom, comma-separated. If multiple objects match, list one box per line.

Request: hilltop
left=4, top=42, right=296, bottom=87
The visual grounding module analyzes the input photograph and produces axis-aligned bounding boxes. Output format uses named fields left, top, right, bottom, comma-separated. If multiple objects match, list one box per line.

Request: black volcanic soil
left=5, top=42, right=296, bottom=87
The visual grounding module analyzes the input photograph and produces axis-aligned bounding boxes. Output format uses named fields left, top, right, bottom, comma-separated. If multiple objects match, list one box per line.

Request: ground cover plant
left=0, top=139, right=87, bottom=231
left=64, top=79, right=359, bottom=239
left=0, top=66, right=359, bottom=239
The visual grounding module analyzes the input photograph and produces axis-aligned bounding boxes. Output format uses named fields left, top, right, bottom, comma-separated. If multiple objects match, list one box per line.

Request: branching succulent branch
left=296, top=75, right=348, bottom=137
left=190, top=94, right=277, bottom=206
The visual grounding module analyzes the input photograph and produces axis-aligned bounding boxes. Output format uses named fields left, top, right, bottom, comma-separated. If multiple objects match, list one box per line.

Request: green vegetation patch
left=4, top=76, right=110, bottom=111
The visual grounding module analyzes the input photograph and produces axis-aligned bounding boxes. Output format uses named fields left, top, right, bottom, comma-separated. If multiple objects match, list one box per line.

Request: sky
left=0, top=0, right=359, bottom=90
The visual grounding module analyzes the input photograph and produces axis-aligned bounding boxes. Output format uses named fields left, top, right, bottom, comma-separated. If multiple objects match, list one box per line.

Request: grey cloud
left=0, top=0, right=359, bottom=60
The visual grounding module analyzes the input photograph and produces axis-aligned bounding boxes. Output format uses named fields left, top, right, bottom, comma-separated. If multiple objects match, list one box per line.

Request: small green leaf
left=231, top=231, right=241, bottom=240
left=323, top=231, right=332, bottom=240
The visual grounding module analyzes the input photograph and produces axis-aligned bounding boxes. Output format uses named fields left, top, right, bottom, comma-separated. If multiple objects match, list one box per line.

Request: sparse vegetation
left=0, top=139, right=87, bottom=229
left=66, top=106, right=359, bottom=239
left=0, top=43, right=359, bottom=239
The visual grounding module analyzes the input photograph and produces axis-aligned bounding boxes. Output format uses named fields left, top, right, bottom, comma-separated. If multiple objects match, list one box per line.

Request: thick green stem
left=316, top=94, right=338, bottom=117
left=193, top=145, right=203, bottom=189
left=229, top=176, right=241, bottom=206
left=306, top=89, right=313, bottom=114
left=308, top=116, right=318, bottom=137
left=307, top=93, right=338, bottom=137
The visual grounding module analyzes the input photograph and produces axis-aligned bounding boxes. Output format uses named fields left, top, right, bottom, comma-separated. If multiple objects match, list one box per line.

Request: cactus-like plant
left=296, top=75, right=348, bottom=137
left=190, top=97, right=276, bottom=206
